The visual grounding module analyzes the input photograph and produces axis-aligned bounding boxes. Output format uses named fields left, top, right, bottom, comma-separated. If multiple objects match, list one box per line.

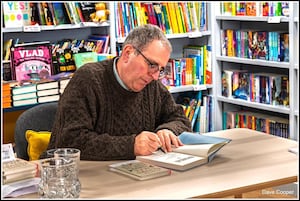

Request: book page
left=139, top=151, right=205, bottom=166
left=172, top=144, right=223, bottom=157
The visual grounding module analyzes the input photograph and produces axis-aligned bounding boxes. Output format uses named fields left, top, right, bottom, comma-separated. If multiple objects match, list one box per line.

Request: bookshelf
left=1, top=2, right=116, bottom=143
left=2, top=2, right=214, bottom=143
left=114, top=2, right=214, bottom=132
left=211, top=2, right=299, bottom=140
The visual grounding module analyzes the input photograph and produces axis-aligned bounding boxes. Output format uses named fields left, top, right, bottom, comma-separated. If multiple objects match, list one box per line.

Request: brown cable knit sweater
left=45, top=57, right=192, bottom=161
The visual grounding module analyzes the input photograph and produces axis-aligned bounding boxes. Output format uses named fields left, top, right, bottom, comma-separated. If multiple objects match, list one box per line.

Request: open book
left=137, top=132, right=231, bottom=171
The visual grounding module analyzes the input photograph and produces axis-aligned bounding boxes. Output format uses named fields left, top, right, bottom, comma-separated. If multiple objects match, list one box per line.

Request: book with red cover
left=10, top=41, right=53, bottom=82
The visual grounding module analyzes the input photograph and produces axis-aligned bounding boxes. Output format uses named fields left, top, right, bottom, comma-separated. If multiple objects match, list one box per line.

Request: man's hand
left=134, top=131, right=162, bottom=156
left=156, top=129, right=183, bottom=152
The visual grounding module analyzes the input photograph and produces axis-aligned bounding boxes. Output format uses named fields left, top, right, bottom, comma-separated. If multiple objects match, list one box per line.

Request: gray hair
left=123, top=24, right=172, bottom=52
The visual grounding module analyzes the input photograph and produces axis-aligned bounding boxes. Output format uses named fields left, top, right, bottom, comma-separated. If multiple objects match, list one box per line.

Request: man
left=44, top=24, right=192, bottom=160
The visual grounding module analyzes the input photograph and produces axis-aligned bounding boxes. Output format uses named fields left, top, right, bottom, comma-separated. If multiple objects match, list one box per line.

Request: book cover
left=64, top=2, right=81, bottom=24
left=88, top=35, right=110, bottom=54
left=2, top=2, right=30, bottom=28
left=109, top=160, right=171, bottom=181
left=2, top=62, right=12, bottom=81
left=3, top=39, right=13, bottom=61
left=221, top=70, right=233, bottom=97
left=73, top=52, right=98, bottom=69
left=29, top=2, right=40, bottom=25
left=183, top=46, right=203, bottom=85
left=41, top=2, right=54, bottom=25
left=176, top=131, right=231, bottom=162
left=205, top=45, right=212, bottom=84
left=10, top=42, right=53, bottom=82
left=52, top=2, right=70, bottom=25
left=37, top=2, right=46, bottom=25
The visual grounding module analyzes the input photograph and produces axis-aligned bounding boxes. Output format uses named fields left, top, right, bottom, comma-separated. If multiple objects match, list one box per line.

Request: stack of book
left=2, top=81, right=13, bottom=108
left=37, top=80, right=60, bottom=103
left=12, top=84, right=38, bottom=107
left=59, top=77, right=71, bottom=94
left=2, top=158, right=38, bottom=185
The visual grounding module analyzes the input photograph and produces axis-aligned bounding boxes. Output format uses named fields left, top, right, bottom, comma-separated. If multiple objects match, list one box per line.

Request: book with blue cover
left=177, top=131, right=231, bottom=162
left=138, top=132, right=231, bottom=171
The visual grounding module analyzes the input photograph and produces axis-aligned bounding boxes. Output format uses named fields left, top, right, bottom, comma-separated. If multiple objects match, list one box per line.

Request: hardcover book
left=138, top=132, right=231, bottom=171
left=13, top=98, right=38, bottom=107
left=12, top=92, right=37, bottom=101
left=38, top=94, right=60, bottom=103
left=10, top=41, right=53, bottom=82
left=12, top=84, right=37, bottom=95
left=109, top=160, right=171, bottom=181
left=73, top=52, right=98, bottom=69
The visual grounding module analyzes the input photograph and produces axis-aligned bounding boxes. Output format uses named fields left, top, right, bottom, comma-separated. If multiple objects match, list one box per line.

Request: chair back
left=14, top=102, right=58, bottom=160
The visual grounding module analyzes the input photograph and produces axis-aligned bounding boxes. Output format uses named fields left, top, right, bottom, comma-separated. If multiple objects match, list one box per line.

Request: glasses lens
left=159, top=67, right=165, bottom=78
left=148, top=64, right=159, bottom=73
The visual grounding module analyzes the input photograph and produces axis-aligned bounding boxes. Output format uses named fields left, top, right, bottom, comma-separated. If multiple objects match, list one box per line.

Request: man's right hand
left=134, top=131, right=162, bottom=156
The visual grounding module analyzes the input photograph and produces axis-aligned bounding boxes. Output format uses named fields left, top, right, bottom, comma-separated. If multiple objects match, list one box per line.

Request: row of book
left=3, top=33, right=110, bottom=61
left=2, top=39, right=113, bottom=82
left=221, top=2, right=289, bottom=17
left=221, top=70, right=289, bottom=107
left=115, top=2, right=208, bottom=38
left=2, top=73, right=72, bottom=109
left=2, top=2, right=102, bottom=28
left=159, top=44, right=212, bottom=88
left=176, top=92, right=212, bottom=133
left=223, top=110, right=289, bottom=139
left=221, top=29, right=289, bottom=62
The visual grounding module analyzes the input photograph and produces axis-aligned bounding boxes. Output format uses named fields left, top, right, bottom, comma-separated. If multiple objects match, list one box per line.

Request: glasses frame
left=132, top=45, right=164, bottom=74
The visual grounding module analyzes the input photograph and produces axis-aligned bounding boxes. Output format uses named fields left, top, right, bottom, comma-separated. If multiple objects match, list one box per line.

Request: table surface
left=16, top=128, right=299, bottom=199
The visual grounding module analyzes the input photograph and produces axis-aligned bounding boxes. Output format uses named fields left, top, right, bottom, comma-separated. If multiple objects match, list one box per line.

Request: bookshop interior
left=1, top=1, right=299, bottom=199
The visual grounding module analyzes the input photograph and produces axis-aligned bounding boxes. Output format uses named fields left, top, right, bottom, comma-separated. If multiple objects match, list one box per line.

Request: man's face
left=121, top=40, right=171, bottom=92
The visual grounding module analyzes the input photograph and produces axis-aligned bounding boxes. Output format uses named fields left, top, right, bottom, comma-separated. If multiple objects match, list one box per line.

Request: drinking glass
left=54, top=148, right=81, bottom=174
left=38, top=157, right=81, bottom=198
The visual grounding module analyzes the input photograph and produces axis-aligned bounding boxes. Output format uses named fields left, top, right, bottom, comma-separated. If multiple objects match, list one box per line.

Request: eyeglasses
left=132, top=45, right=164, bottom=74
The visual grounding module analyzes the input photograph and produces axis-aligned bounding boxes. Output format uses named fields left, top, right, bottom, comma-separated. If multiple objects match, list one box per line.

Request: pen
left=157, top=146, right=166, bottom=154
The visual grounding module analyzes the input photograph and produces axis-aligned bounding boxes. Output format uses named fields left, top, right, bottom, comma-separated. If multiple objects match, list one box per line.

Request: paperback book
left=109, top=160, right=171, bottom=181
left=10, top=41, right=53, bottom=82
left=138, top=132, right=231, bottom=171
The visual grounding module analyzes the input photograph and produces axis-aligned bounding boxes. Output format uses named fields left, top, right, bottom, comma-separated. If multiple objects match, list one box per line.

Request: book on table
left=109, top=160, right=171, bottom=181
left=137, top=132, right=231, bottom=171
left=2, top=143, right=38, bottom=185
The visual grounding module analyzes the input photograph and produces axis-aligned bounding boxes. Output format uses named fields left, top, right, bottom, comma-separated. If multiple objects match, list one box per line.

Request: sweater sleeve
left=47, top=64, right=136, bottom=161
